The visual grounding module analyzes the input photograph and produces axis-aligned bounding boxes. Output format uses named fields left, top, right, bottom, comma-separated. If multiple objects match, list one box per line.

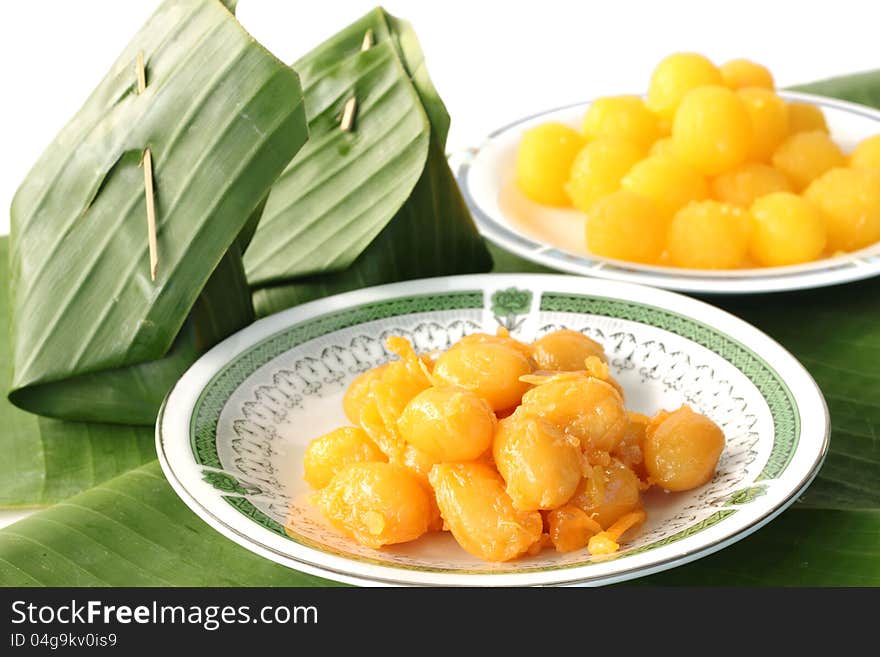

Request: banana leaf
left=7, top=0, right=307, bottom=425
left=244, top=7, right=491, bottom=317
left=792, top=69, right=880, bottom=108
left=0, top=462, right=328, bottom=586
left=0, top=238, right=154, bottom=507
left=3, top=69, right=880, bottom=586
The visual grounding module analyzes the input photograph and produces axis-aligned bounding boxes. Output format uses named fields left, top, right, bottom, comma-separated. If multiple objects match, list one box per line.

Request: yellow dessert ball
left=737, top=87, right=789, bottom=161
left=644, top=407, right=724, bottom=492
left=720, top=59, right=775, bottom=90
left=647, top=53, right=723, bottom=122
left=749, top=192, right=827, bottom=266
left=493, top=410, right=582, bottom=511
left=314, top=462, right=433, bottom=548
left=397, top=386, right=496, bottom=462
left=786, top=102, right=829, bottom=135
left=711, top=162, right=791, bottom=206
left=304, top=426, right=386, bottom=490
left=849, top=134, right=880, bottom=171
left=566, top=138, right=643, bottom=212
left=429, top=462, right=542, bottom=562
left=585, top=191, right=667, bottom=264
left=532, top=329, right=607, bottom=371
left=516, top=122, right=585, bottom=205
left=805, top=167, right=880, bottom=252
left=668, top=200, right=749, bottom=268
left=772, top=131, right=845, bottom=191
left=621, top=155, right=709, bottom=221
left=433, top=341, right=532, bottom=412
left=582, top=95, right=659, bottom=150
left=672, top=86, right=753, bottom=175
left=649, top=137, right=677, bottom=158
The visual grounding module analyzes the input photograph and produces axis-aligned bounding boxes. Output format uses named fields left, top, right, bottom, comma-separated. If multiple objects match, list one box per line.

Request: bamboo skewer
left=136, top=51, right=158, bottom=281
left=142, top=148, right=159, bottom=281
left=340, top=29, right=374, bottom=132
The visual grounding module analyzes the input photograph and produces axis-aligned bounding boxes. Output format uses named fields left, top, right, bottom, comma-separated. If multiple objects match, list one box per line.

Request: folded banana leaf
left=244, top=8, right=491, bottom=317
left=7, top=0, right=307, bottom=425
left=0, top=238, right=155, bottom=507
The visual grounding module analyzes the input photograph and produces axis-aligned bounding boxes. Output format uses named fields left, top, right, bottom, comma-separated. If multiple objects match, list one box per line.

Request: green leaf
left=245, top=7, right=490, bottom=314
left=792, top=70, right=880, bottom=108
left=8, top=0, right=307, bottom=424
left=0, top=237, right=155, bottom=508
left=638, top=508, right=880, bottom=586
left=0, top=462, right=331, bottom=586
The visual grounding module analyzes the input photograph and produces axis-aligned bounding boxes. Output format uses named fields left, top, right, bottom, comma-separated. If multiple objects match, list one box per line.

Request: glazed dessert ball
left=493, top=410, right=582, bottom=511
left=749, top=192, right=826, bottom=266
left=516, top=122, right=585, bottom=205
left=429, top=462, right=543, bottom=562
left=582, top=95, right=659, bottom=150
left=621, top=155, right=709, bottom=221
left=648, top=52, right=723, bottom=122
left=570, top=460, right=642, bottom=529
left=711, top=162, right=791, bottom=207
left=520, top=374, right=628, bottom=452
left=849, top=134, right=880, bottom=171
left=643, top=407, right=725, bottom=492
left=737, top=87, right=789, bottom=161
left=433, top=340, right=532, bottom=411
left=672, top=86, right=753, bottom=175
left=786, top=102, right=829, bottom=135
left=720, top=58, right=774, bottom=90
left=667, top=200, right=749, bottom=269
left=314, top=462, right=433, bottom=548
left=531, top=329, right=607, bottom=371
left=397, top=386, right=496, bottom=462
left=566, top=138, right=643, bottom=212
left=303, top=426, right=386, bottom=490
left=772, top=130, right=845, bottom=191
left=805, top=167, right=880, bottom=251
left=585, top=190, right=667, bottom=264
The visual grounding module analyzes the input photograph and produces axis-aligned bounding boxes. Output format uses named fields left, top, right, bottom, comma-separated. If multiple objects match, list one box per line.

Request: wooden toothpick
left=142, top=148, right=158, bottom=281
left=136, top=51, right=158, bottom=281
left=136, top=50, right=147, bottom=94
left=361, top=28, right=374, bottom=51
left=340, top=30, right=374, bottom=133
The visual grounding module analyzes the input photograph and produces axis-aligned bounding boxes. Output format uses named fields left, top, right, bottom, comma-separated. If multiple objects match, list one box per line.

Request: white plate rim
left=454, top=90, right=880, bottom=294
left=156, top=273, right=830, bottom=586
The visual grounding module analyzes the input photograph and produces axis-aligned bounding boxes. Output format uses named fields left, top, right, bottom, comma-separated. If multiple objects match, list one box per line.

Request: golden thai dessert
left=302, top=329, right=725, bottom=563
left=516, top=54, right=880, bottom=269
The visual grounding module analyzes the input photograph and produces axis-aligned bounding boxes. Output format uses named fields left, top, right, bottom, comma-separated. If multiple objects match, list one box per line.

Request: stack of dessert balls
left=516, top=54, right=880, bottom=269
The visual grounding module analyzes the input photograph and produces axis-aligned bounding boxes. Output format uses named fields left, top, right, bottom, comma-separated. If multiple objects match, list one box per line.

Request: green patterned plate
left=156, top=274, right=829, bottom=586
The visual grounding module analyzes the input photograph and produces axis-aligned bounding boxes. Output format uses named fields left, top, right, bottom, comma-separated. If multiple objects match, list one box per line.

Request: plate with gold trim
left=156, top=274, right=828, bottom=586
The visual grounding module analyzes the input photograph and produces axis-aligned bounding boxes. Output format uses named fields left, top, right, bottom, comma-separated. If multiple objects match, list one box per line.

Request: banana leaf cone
left=7, top=0, right=308, bottom=425
left=245, top=8, right=492, bottom=317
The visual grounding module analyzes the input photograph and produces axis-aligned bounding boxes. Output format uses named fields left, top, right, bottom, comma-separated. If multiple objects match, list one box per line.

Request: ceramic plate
left=157, top=274, right=829, bottom=586
left=454, top=91, right=880, bottom=293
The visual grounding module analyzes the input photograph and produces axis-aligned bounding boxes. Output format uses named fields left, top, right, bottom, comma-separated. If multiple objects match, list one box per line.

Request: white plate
left=454, top=91, right=880, bottom=294
left=157, top=274, right=829, bottom=586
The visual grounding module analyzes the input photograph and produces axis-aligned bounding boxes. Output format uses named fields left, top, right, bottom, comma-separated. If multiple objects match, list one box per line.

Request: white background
left=0, top=0, right=878, bottom=527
